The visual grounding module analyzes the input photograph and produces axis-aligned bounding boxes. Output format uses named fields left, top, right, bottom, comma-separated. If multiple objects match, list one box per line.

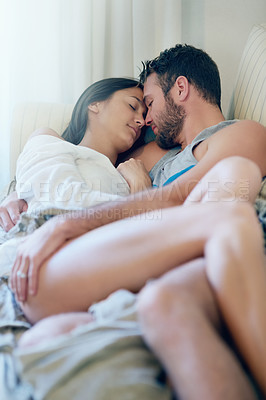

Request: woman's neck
left=78, top=129, right=117, bottom=165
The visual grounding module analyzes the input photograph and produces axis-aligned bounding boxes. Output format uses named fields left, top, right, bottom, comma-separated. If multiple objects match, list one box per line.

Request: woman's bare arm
left=0, top=191, right=28, bottom=231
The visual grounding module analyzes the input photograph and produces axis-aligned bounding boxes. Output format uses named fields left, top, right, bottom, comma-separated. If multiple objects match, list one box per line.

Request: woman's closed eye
left=129, top=104, right=136, bottom=111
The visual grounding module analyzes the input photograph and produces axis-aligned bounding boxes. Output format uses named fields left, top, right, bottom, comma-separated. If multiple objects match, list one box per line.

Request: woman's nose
left=136, top=114, right=145, bottom=128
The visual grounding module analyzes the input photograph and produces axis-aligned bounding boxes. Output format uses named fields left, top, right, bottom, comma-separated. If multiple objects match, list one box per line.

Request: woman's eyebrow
left=130, top=96, right=143, bottom=104
left=130, top=96, right=146, bottom=111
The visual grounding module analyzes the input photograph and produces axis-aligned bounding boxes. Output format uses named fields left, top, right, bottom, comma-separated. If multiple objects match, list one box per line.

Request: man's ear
left=88, top=102, right=101, bottom=113
left=174, top=76, right=189, bottom=101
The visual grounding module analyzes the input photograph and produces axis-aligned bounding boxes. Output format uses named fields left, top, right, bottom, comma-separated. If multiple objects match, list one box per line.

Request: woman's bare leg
left=20, top=157, right=262, bottom=324
left=18, top=312, right=94, bottom=348
left=205, top=208, right=266, bottom=395
left=21, top=202, right=239, bottom=323
left=185, top=156, right=262, bottom=204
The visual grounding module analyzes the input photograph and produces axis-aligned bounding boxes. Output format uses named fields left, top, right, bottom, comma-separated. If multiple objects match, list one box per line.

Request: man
left=2, top=44, right=266, bottom=398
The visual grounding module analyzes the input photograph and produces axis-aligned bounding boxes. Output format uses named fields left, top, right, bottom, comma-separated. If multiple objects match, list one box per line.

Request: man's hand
left=0, top=191, right=28, bottom=232
left=10, top=213, right=88, bottom=302
left=117, top=158, right=152, bottom=193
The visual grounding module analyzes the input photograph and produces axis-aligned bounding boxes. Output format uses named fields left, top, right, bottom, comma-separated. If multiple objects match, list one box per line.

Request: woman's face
left=98, top=86, right=146, bottom=153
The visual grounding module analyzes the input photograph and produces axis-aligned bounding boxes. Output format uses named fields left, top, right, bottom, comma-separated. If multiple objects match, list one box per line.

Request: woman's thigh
left=21, top=201, right=252, bottom=323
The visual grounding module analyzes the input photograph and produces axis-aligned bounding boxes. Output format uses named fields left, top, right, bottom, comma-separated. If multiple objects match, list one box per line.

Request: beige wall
left=182, top=0, right=266, bottom=115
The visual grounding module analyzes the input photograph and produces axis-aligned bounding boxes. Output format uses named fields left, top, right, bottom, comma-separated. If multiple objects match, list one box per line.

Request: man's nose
left=145, top=109, right=152, bottom=126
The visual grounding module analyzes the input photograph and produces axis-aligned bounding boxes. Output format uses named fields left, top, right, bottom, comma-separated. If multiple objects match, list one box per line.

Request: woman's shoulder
left=28, top=127, right=63, bottom=141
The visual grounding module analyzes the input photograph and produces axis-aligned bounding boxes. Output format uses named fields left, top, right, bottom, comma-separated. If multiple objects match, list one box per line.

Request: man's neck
left=178, top=105, right=225, bottom=150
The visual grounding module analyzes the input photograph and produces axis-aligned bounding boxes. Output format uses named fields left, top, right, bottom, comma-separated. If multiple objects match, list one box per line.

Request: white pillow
left=227, top=23, right=266, bottom=126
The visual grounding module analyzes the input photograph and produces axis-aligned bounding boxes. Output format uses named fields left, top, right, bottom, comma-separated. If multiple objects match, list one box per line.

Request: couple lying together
left=1, top=44, right=266, bottom=400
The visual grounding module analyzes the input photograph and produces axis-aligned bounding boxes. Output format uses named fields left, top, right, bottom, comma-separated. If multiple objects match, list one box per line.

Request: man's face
left=143, top=73, right=186, bottom=149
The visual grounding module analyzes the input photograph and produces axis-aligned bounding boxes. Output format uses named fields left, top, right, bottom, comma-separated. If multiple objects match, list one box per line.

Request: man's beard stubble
left=155, top=95, right=186, bottom=149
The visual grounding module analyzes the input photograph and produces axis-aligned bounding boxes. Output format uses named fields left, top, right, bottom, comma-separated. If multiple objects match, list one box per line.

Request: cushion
left=10, top=102, right=73, bottom=178
left=227, top=23, right=266, bottom=126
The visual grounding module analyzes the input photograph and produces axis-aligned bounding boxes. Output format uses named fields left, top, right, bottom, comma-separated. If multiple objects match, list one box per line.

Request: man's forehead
left=143, top=73, right=161, bottom=99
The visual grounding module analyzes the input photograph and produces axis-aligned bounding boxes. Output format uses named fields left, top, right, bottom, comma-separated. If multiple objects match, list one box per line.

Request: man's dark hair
left=139, top=44, right=221, bottom=110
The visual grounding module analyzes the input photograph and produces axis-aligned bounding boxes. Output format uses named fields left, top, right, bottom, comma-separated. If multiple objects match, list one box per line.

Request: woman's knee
left=214, top=156, right=261, bottom=180
left=212, top=156, right=262, bottom=202
left=187, top=156, right=262, bottom=204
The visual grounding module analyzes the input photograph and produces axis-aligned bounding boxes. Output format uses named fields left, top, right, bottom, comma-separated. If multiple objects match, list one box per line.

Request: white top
left=16, top=135, right=130, bottom=213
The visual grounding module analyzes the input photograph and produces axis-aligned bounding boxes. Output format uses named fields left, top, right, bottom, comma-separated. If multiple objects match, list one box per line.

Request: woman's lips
left=128, top=125, right=140, bottom=139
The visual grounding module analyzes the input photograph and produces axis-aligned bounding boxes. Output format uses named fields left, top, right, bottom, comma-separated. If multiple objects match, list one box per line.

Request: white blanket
left=16, top=135, right=130, bottom=214
left=0, top=135, right=131, bottom=275
left=0, top=285, right=173, bottom=400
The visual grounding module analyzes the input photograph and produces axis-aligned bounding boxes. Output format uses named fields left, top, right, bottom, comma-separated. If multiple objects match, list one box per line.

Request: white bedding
left=0, top=135, right=131, bottom=276
left=16, top=135, right=130, bottom=214
left=0, top=282, right=173, bottom=400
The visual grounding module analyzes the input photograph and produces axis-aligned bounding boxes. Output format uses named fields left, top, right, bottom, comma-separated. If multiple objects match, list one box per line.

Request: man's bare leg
left=137, top=258, right=258, bottom=400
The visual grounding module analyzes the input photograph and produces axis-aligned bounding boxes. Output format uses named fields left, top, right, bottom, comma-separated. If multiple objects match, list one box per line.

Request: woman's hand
left=117, top=158, right=152, bottom=193
left=10, top=213, right=87, bottom=302
left=0, top=191, right=28, bottom=232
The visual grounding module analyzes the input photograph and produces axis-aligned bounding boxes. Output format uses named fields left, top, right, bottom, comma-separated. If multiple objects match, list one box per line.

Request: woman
left=1, top=76, right=166, bottom=288
left=15, top=77, right=151, bottom=215
left=0, top=77, right=167, bottom=231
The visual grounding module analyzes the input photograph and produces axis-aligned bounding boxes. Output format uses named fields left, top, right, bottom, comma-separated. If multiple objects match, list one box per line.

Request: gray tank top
left=150, top=120, right=237, bottom=187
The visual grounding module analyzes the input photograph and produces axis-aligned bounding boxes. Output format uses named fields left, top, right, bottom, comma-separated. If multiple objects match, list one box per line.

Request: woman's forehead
left=120, top=86, right=143, bottom=99
left=111, top=87, right=145, bottom=109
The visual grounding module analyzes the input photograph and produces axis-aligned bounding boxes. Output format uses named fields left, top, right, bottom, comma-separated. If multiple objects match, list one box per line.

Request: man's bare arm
left=24, top=120, right=266, bottom=239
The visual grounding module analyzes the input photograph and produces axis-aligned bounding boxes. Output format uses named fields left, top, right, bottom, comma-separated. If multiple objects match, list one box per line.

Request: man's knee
left=137, top=279, right=187, bottom=346
left=137, top=275, right=210, bottom=339
left=137, top=280, right=178, bottom=324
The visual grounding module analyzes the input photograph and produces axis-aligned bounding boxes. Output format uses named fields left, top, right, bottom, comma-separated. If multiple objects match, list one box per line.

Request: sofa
left=0, top=23, right=265, bottom=400
left=7, top=23, right=266, bottom=180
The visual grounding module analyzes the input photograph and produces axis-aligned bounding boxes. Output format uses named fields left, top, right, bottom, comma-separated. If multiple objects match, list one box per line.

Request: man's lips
left=151, top=125, right=158, bottom=134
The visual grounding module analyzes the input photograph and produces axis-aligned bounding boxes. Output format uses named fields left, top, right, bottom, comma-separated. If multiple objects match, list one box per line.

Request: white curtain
left=0, top=0, right=181, bottom=190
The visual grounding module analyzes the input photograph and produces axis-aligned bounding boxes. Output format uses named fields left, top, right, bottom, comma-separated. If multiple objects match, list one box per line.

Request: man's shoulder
left=204, top=119, right=266, bottom=174
left=208, top=119, right=266, bottom=145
